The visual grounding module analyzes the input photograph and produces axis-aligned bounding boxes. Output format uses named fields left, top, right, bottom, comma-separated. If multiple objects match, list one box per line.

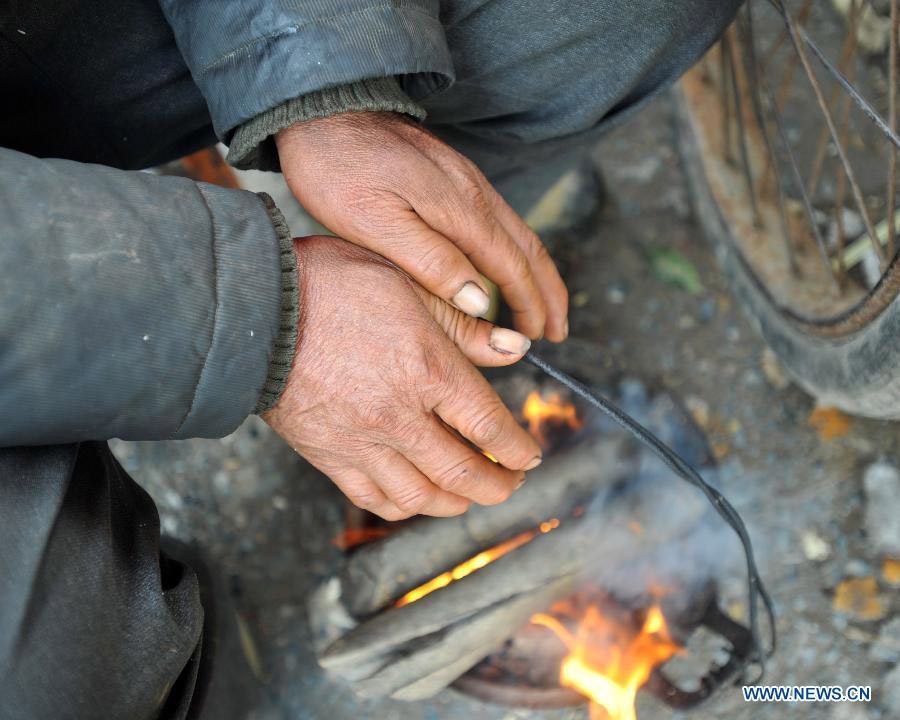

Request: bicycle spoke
left=887, top=0, right=898, bottom=260
left=737, top=3, right=800, bottom=274
left=720, top=37, right=735, bottom=163
left=833, top=54, right=858, bottom=284
left=771, top=0, right=900, bottom=151
left=726, top=27, right=762, bottom=228
left=806, top=0, right=860, bottom=202
left=779, top=0, right=887, bottom=267
left=761, top=0, right=812, bottom=71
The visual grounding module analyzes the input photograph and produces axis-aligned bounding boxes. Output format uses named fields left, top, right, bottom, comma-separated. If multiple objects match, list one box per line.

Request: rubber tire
left=673, top=87, right=900, bottom=420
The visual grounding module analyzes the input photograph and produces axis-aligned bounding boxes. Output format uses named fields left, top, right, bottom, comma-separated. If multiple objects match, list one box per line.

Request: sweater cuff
left=227, top=77, right=426, bottom=172
left=254, top=193, right=298, bottom=415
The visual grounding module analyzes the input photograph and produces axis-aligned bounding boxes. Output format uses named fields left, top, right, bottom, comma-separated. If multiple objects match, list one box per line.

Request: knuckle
left=458, top=170, right=485, bottom=201
left=393, top=485, right=433, bottom=514
left=448, top=162, right=491, bottom=213
left=436, top=458, right=475, bottom=494
left=346, top=489, right=383, bottom=511
left=528, top=234, right=553, bottom=263
left=455, top=314, right=481, bottom=348
left=417, top=243, right=457, bottom=288
left=505, top=246, right=532, bottom=284
left=468, top=402, right=508, bottom=447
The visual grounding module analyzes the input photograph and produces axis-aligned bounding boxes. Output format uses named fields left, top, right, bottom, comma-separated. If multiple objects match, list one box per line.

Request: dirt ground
left=112, top=86, right=900, bottom=720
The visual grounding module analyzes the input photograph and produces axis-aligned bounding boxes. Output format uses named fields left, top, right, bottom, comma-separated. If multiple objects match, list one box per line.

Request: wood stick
left=320, top=471, right=712, bottom=699
left=339, top=435, right=637, bottom=617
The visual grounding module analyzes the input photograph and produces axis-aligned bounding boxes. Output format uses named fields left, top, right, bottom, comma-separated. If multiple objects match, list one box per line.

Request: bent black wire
left=524, top=351, right=776, bottom=681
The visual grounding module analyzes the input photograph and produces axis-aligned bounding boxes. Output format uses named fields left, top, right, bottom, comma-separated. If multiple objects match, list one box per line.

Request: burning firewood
left=337, top=434, right=637, bottom=617
left=314, top=441, right=714, bottom=701
left=311, top=364, right=773, bottom=712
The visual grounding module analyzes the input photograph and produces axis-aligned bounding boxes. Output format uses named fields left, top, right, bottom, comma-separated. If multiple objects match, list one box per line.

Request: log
left=339, top=434, right=638, bottom=617
left=319, top=470, right=713, bottom=700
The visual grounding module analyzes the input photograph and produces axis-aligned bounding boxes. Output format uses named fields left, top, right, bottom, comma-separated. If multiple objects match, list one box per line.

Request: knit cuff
left=227, top=76, right=426, bottom=172
left=254, top=193, right=298, bottom=415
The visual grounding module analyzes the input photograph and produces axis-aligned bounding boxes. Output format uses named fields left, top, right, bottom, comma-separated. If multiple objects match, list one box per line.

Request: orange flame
left=532, top=605, right=680, bottom=720
left=395, top=519, right=560, bottom=607
left=522, top=390, right=581, bottom=446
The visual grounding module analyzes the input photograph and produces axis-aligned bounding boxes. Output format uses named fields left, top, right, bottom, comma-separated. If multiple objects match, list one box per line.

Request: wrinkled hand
left=275, top=111, right=568, bottom=342
left=263, top=235, right=543, bottom=520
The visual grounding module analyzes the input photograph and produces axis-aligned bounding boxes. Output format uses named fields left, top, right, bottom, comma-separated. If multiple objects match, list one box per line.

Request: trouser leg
left=426, top=0, right=743, bottom=215
left=0, top=442, right=204, bottom=720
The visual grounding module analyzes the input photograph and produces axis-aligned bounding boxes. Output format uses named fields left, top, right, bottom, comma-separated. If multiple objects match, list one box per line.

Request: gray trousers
left=0, top=1, right=739, bottom=718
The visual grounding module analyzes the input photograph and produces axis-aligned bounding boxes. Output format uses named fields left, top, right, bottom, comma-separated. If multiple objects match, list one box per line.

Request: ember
left=532, top=604, right=680, bottom=720
left=395, top=518, right=561, bottom=607
left=332, top=527, right=391, bottom=550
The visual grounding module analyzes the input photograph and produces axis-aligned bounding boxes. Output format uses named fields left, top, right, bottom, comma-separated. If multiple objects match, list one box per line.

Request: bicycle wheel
left=676, top=0, right=900, bottom=418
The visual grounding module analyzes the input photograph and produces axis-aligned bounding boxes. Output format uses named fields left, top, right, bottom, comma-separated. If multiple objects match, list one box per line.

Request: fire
left=522, top=390, right=581, bottom=446
left=395, top=519, right=560, bottom=607
left=531, top=605, right=680, bottom=720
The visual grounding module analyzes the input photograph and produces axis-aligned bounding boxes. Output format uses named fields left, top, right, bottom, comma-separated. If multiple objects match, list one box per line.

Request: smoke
left=578, top=379, right=747, bottom=620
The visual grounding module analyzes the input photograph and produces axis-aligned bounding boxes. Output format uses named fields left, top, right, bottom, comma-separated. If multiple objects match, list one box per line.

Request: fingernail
left=524, top=456, right=542, bottom=471
left=452, top=282, right=490, bottom=317
left=563, top=319, right=569, bottom=339
left=515, top=475, right=527, bottom=490
left=489, top=327, right=531, bottom=356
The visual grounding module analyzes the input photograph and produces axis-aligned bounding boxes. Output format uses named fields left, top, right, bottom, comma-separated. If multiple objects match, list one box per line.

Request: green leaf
left=647, top=246, right=704, bottom=295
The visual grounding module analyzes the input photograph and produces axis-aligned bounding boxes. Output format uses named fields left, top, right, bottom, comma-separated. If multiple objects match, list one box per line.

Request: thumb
left=420, top=290, right=531, bottom=367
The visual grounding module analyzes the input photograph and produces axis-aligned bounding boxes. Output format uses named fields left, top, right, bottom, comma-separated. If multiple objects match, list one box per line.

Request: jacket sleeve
left=0, top=147, right=296, bottom=446
left=156, top=0, right=455, bottom=143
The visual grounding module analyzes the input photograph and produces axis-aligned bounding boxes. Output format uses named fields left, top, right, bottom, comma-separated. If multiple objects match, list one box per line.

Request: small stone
left=161, top=515, right=178, bottom=536
left=864, top=462, right=900, bottom=556
left=572, top=290, right=590, bottom=307
left=677, top=314, right=695, bottom=329
left=712, top=442, right=731, bottom=461
left=881, top=662, right=900, bottom=716
left=684, top=396, right=710, bottom=429
left=761, top=348, right=790, bottom=389
left=833, top=576, right=888, bottom=622
left=801, top=529, right=831, bottom=561
left=163, top=489, right=184, bottom=511
left=870, top=617, right=900, bottom=663
left=606, top=286, right=626, bottom=304
left=212, top=471, right=229, bottom=491
left=882, top=558, right=900, bottom=587
left=742, top=369, right=763, bottom=388
left=272, top=495, right=288, bottom=511
left=809, top=405, right=852, bottom=440
left=223, top=457, right=241, bottom=472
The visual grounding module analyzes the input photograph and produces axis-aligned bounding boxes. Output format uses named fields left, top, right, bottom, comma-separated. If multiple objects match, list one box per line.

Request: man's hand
left=275, top=111, right=568, bottom=342
left=263, top=235, right=543, bottom=521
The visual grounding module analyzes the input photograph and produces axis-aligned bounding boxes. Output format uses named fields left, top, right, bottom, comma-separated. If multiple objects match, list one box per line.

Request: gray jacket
left=0, top=0, right=444, bottom=446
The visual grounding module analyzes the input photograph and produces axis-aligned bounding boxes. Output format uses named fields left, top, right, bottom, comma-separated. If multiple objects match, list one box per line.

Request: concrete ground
left=113, top=86, right=900, bottom=720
